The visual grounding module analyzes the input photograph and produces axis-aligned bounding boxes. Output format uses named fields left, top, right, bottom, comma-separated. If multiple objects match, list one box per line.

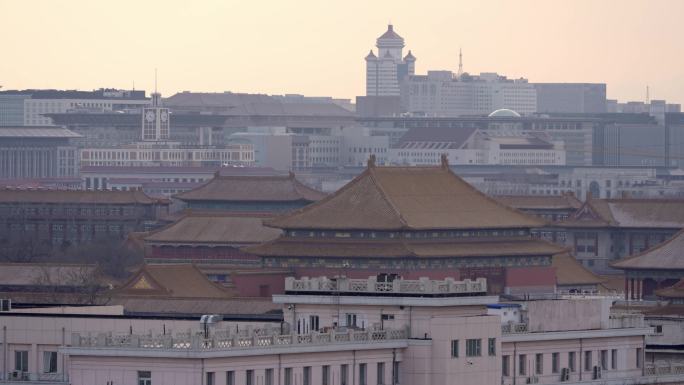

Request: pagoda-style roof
left=552, top=253, right=605, bottom=286
left=654, top=279, right=684, bottom=299
left=246, top=237, right=564, bottom=259
left=495, top=194, right=582, bottom=211
left=174, top=173, right=325, bottom=203
left=378, top=24, right=403, bottom=41
left=110, top=264, right=234, bottom=299
left=144, top=212, right=281, bottom=245
left=612, top=229, right=684, bottom=270
left=560, top=198, right=684, bottom=229
left=0, top=188, right=161, bottom=205
left=265, top=160, right=544, bottom=231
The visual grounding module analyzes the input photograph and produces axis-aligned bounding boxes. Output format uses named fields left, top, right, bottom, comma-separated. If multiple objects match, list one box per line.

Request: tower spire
left=154, top=68, right=158, bottom=94
left=457, top=48, right=464, bottom=77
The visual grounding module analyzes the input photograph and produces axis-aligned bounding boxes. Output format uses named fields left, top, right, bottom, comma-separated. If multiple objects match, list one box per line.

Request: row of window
left=502, top=348, right=642, bottom=377
left=451, top=338, right=496, bottom=358
left=13, top=350, right=57, bottom=374
left=143, top=362, right=401, bottom=385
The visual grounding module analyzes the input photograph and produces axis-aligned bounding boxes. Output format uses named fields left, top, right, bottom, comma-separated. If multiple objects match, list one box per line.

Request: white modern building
left=0, top=89, right=150, bottom=126
left=401, top=71, right=537, bottom=117
left=365, top=25, right=416, bottom=97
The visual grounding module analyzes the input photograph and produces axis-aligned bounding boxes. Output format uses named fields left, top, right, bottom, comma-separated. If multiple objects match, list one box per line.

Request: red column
left=637, top=279, right=643, bottom=300
left=630, top=278, right=635, bottom=300
left=624, top=277, right=630, bottom=301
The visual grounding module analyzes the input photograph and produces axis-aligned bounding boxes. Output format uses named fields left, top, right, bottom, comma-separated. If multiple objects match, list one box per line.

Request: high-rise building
left=365, top=25, right=416, bottom=97
left=535, top=83, right=607, bottom=114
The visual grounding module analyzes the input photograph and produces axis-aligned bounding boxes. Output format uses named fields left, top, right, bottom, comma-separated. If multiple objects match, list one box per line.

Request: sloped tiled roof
left=174, top=173, right=326, bottom=203
left=265, top=163, right=544, bottom=231
left=396, top=126, right=477, bottom=149
left=654, top=279, right=684, bottom=299
left=110, top=264, right=234, bottom=299
left=612, top=229, right=684, bottom=270
left=0, top=188, right=160, bottom=204
left=247, top=237, right=564, bottom=258
left=495, top=194, right=583, bottom=211
left=561, top=198, right=684, bottom=228
left=552, top=253, right=605, bottom=286
left=144, top=213, right=281, bottom=245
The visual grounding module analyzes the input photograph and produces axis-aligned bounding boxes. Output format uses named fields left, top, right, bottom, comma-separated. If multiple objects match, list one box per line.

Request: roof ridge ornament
left=368, top=154, right=377, bottom=168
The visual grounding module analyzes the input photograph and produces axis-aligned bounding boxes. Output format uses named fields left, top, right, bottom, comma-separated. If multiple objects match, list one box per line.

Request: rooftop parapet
left=284, top=276, right=487, bottom=297
left=70, top=327, right=408, bottom=351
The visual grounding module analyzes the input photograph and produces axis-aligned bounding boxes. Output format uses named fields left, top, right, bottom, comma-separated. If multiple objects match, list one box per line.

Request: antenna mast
left=457, top=48, right=464, bottom=78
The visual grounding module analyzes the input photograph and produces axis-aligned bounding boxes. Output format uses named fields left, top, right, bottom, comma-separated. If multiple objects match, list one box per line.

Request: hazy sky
left=2, top=0, right=683, bottom=103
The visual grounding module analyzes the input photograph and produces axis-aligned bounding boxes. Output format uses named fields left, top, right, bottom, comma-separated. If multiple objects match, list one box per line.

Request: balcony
left=285, top=276, right=487, bottom=296
left=70, top=326, right=408, bottom=352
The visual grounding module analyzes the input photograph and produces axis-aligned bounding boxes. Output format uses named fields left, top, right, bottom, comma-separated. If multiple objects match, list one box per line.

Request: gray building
left=535, top=83, right=607, bottom=114
left=0, top=94, right=29, bottom=126
left=0, top=127, right=80, bottom=179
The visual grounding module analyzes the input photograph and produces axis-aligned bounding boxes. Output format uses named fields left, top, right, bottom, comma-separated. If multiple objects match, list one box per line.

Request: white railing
left=285, top=276, right=487, bottom=295
left=645, top=361, right=684, bottom=377
left=70, top=327, right=408, bottom=351
left=501, top=322, right=529, bottom=334
left=1, top=371, right=68, bottom=383
left=608, top=313, right=645, bottom=329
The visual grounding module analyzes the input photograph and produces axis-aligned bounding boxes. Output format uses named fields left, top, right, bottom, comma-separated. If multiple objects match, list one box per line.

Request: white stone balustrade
left=285, top=276, right=487, bottom=295
left=70, top=327, right=408, bottom=351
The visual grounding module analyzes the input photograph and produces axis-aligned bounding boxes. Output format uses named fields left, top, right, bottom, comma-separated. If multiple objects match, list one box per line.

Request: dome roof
left=488, top=109, right=521, bottom=118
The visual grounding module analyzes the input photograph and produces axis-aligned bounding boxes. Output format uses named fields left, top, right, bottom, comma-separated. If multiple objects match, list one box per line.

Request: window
left=569, top=352, right=576, bottom=372
left=451, top=340, right=459, bottom=358
left=265, top=369, right=273, bottom=385
left=310, top=315, right=320, bottom=331
left=303, top=366, right=311, bottom=385
left=137, top=371, right=151, bottom=385
left=466, top=339, right=481, bottom=357
left=206, top=372, right=215, bottom=385
left=43, top=351, right=57, bottom=373
left=322, top=365, right=330, bottom=385
left=552, top=353, right=560, bottom=373
left=502, top=355, right=511, bottom=377
left=346, top=313, right=358, bottom=328
left=245, top=370, right=253, bottom=385
left=654, top=325, right=663, bottom=334
left=284, top=368, right=293, bottom=385
left=341, top=364, right=349, bottom=385
left=226, top=371, right=235, bottom=385
left=488, top=338, right=496, bottom=356
left=392, top=361, right=400, bottom=385
left=535, top=353, right=543, bottom=375
left=584, top=351, right=592, bottom=371
left=377, top=362, right=385, bottom=385
left=359, top=363, right=367, bottom=385
left=15, top=350, right=28, bottom=372
left=636, top=348, right=643, bottom=369
left=519, top=355, right=527, bottom=376
left=600, top=350, right=608, bottom=370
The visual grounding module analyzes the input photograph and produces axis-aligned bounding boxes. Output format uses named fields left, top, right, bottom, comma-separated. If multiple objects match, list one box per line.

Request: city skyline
left=1, top=0, right=683, bottom=103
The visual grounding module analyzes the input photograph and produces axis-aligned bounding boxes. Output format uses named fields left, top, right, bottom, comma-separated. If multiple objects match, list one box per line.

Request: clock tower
left=141, top=91, right=170, bottom=141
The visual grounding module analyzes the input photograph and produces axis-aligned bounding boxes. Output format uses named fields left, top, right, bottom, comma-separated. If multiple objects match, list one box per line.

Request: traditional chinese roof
left=174, top=173, right=326, bottom=203
left=265, top=162, right=544, bottom=231
left=612, top=229, right=684, bottom=270
left=654, top=279, right=684, bottom=299
left=403, top=50, right=416, bottom=61
left=110, top=264, right=234, bottom=299
left=247, top=237, right=564, bottom=259
left=0, top=188, right=161, bottom=205
left=144, top=212, right=281, bottom=245
left=378, top=24, right=403, bottom=41
left=560, top=198, right=684, bottom=229
left=495, top=194, right=583, bottom=211
left=552, top=253, right=605, bottom=286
